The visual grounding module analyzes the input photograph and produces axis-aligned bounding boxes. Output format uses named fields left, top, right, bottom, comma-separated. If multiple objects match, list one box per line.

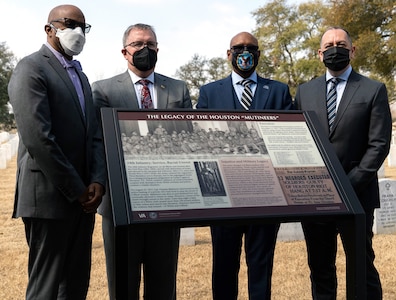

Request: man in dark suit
left=197, top=31, right=293, bottom=300
left=7, top=4, right=106, bottom=300
left=92, top=23, right=192, bottom=300
left=295, top=26, right=392, bottom=300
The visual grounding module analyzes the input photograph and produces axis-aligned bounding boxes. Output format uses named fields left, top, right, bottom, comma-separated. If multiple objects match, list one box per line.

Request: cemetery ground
left=1, top=157, right=396, bottom=299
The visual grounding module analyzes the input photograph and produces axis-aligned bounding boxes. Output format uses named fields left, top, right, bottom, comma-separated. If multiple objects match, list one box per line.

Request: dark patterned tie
left=139, top=79, right=153, bottom=109
left=239, top=79, right=254, bottom=110
left=327, top=78, right=340, bottom=129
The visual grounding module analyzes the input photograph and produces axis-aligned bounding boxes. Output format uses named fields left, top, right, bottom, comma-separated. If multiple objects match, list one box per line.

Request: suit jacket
left=92, top=71, right=192, bottom=217
left=295, top=70, right=392, bottom=209
left=197, top=75, right=293, bottom=110
left=92, top=71, right=192, bottom=110
left=8, top=45, right=106, bottom=219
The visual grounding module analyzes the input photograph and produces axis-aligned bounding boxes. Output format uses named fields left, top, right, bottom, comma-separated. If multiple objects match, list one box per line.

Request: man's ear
left=44, top=24, right=55, bottom=38
left=44, top=24, right=52, bottom=34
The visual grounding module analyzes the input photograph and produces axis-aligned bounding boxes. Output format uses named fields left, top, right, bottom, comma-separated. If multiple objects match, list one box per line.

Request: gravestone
left=374, top=179, right=396, bottom=234
left=9, top=135, right=19, bottom=157
left=378, top=162, right=385, bottom=179
left=1, top=143, right=11, bottom=161
left=180, top=227, right=195, bottom=245
left=388, top=144, right=396, bottom=167
left=277, top=222, right=304, bottom=241
left=0, top=147, right=6, bottom=169
left=0, top=131, right=9, bottom=144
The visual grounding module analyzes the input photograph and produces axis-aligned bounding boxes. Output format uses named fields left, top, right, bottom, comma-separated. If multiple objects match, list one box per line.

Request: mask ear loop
left=47, top=23, right=58, bottom=32
left=122, top=48, right=136, bottom=67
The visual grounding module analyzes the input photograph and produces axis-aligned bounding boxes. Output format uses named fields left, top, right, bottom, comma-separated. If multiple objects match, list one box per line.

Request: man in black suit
left=295, top=26, right=392, bottom=300
left=92, top=23, right=191, bottom=300
left=8, top=4, right=106, bottom=300
left=197, top=31, right=293, bottom=300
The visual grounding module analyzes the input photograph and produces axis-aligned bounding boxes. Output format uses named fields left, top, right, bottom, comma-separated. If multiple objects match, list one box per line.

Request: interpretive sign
left=101, top=109, right=366, bottom=300
left=101, top=109, right=360, bottom=226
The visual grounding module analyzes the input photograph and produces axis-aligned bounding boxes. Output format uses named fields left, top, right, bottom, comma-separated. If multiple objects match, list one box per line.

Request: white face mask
left=55, top=26, right=86, bottom=56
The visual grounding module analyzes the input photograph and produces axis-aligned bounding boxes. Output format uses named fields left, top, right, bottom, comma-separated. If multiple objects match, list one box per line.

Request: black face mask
left=231, top=50, right=259, bottom=76
left=132, top=47, right=157, bottom=71
left=322, top=47, right=350, bottom=71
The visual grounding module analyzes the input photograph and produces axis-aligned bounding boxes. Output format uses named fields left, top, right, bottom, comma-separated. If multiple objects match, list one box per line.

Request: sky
left=1, top=0, right=298, bottom=83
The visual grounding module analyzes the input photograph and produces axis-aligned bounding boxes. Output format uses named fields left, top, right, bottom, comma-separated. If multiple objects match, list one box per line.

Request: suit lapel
left=118, top=72, right=139, bottom=109
left=214, top=76, right=240, bottom=109
left=331, top=71, right=359, bottom=133
left=314, top=77, right=330, bottom=133
left=254, top=77, right=271, bottom=108
left=154, top=74, right=169, bottom=109
left=45, top=50, right=87, bottom=125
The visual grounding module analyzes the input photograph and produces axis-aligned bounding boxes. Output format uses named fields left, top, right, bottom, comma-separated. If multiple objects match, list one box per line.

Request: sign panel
left=102, top=109, right=359, bottom=226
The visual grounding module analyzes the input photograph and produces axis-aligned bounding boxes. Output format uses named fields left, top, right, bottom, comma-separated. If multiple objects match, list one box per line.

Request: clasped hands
left=78, top=182, right=104, bottom=214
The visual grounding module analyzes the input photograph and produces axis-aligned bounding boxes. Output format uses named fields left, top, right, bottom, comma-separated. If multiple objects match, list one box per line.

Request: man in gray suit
left=92, top=23, right=192, bottom=300
left=8, top=4, right=106, bottom=300
left=295, top=27, right=392, bottom=300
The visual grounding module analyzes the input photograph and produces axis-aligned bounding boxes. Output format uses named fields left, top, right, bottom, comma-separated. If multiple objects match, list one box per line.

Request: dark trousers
left=23, top=212, right=94, bottom=300
left=210, top=223, right=280, bottom=300
left=102, top=216, right=180, bottom=300
left=302, top=208, right=382, bottom=300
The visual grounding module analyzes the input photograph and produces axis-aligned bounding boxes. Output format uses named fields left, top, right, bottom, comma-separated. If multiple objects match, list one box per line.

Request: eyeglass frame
left=230, top=44, right=259, bottom=54
left=50, top=18, right=91, bottom=33
left=124, top=41, right=158, bottom=51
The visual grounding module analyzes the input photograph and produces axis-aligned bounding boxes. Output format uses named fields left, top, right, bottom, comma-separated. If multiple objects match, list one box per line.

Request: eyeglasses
left=50, top=18, right=91, bottom=33
left=124, top=41, right=158, bottom=50
left=230, top=45, right=259, bottom=54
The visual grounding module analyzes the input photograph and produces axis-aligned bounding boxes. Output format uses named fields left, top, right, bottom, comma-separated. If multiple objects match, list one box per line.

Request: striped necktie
left=326, top=77, right=340, bottom=129
left=239, top=79, right=254, bottom=110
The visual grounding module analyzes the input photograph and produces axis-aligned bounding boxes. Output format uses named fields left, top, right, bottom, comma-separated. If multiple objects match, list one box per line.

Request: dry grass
left=1, top=157, right=396, bottom=299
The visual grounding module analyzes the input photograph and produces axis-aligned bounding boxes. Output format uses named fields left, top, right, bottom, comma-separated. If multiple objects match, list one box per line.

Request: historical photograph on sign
left=118, top=119, right=268, bottom=156
left=194, top=161, right=226, bottom=197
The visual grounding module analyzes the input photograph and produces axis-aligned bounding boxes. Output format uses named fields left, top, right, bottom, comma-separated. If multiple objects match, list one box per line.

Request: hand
left=78, top=183, right=104, bottom=214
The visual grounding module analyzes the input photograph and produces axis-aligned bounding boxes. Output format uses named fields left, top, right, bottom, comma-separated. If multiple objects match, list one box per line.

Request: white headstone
left=9, top=135, right=19, bottom=157
left=0, top=143, right=11, bottom=161
left=0, top=147, right=6, bottom=169
left=0, top=132, right=9, bottom=144
left=374, top=179, right=396, bottom=234
left=378, top=162, right=385, bottom=179
left=277, top=222, right=304, bottom=241
left=388, top=145, right=396, bottom=167
left=180, top=227, right=195, bottom=245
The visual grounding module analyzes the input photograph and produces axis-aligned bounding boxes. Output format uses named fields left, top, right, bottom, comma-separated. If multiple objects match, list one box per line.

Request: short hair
left=122, top=23, right=157, bottom=47
left=321, top=26, right=353, bottom=46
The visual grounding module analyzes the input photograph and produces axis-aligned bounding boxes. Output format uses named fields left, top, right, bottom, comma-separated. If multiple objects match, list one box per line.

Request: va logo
left=138, top=213, right=147, bottom=218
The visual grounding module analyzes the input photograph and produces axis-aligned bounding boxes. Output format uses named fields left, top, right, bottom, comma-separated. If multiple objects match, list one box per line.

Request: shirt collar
left=44, top=43, right=82, bottom=71
left=128, top=69, right=155, bottom=85
left=231, top=70, right=257, bottom=85
left=326, top=65, right=352, bottom=82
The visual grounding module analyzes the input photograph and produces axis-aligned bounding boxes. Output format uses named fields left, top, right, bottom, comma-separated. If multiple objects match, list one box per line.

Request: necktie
left=139, top=79, right=153, bottom=109
left=326, top=77, right=340, bottom=129
left=64, top=59, right=85, bottom=114
left=239, top=79, right=254, bottom=110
